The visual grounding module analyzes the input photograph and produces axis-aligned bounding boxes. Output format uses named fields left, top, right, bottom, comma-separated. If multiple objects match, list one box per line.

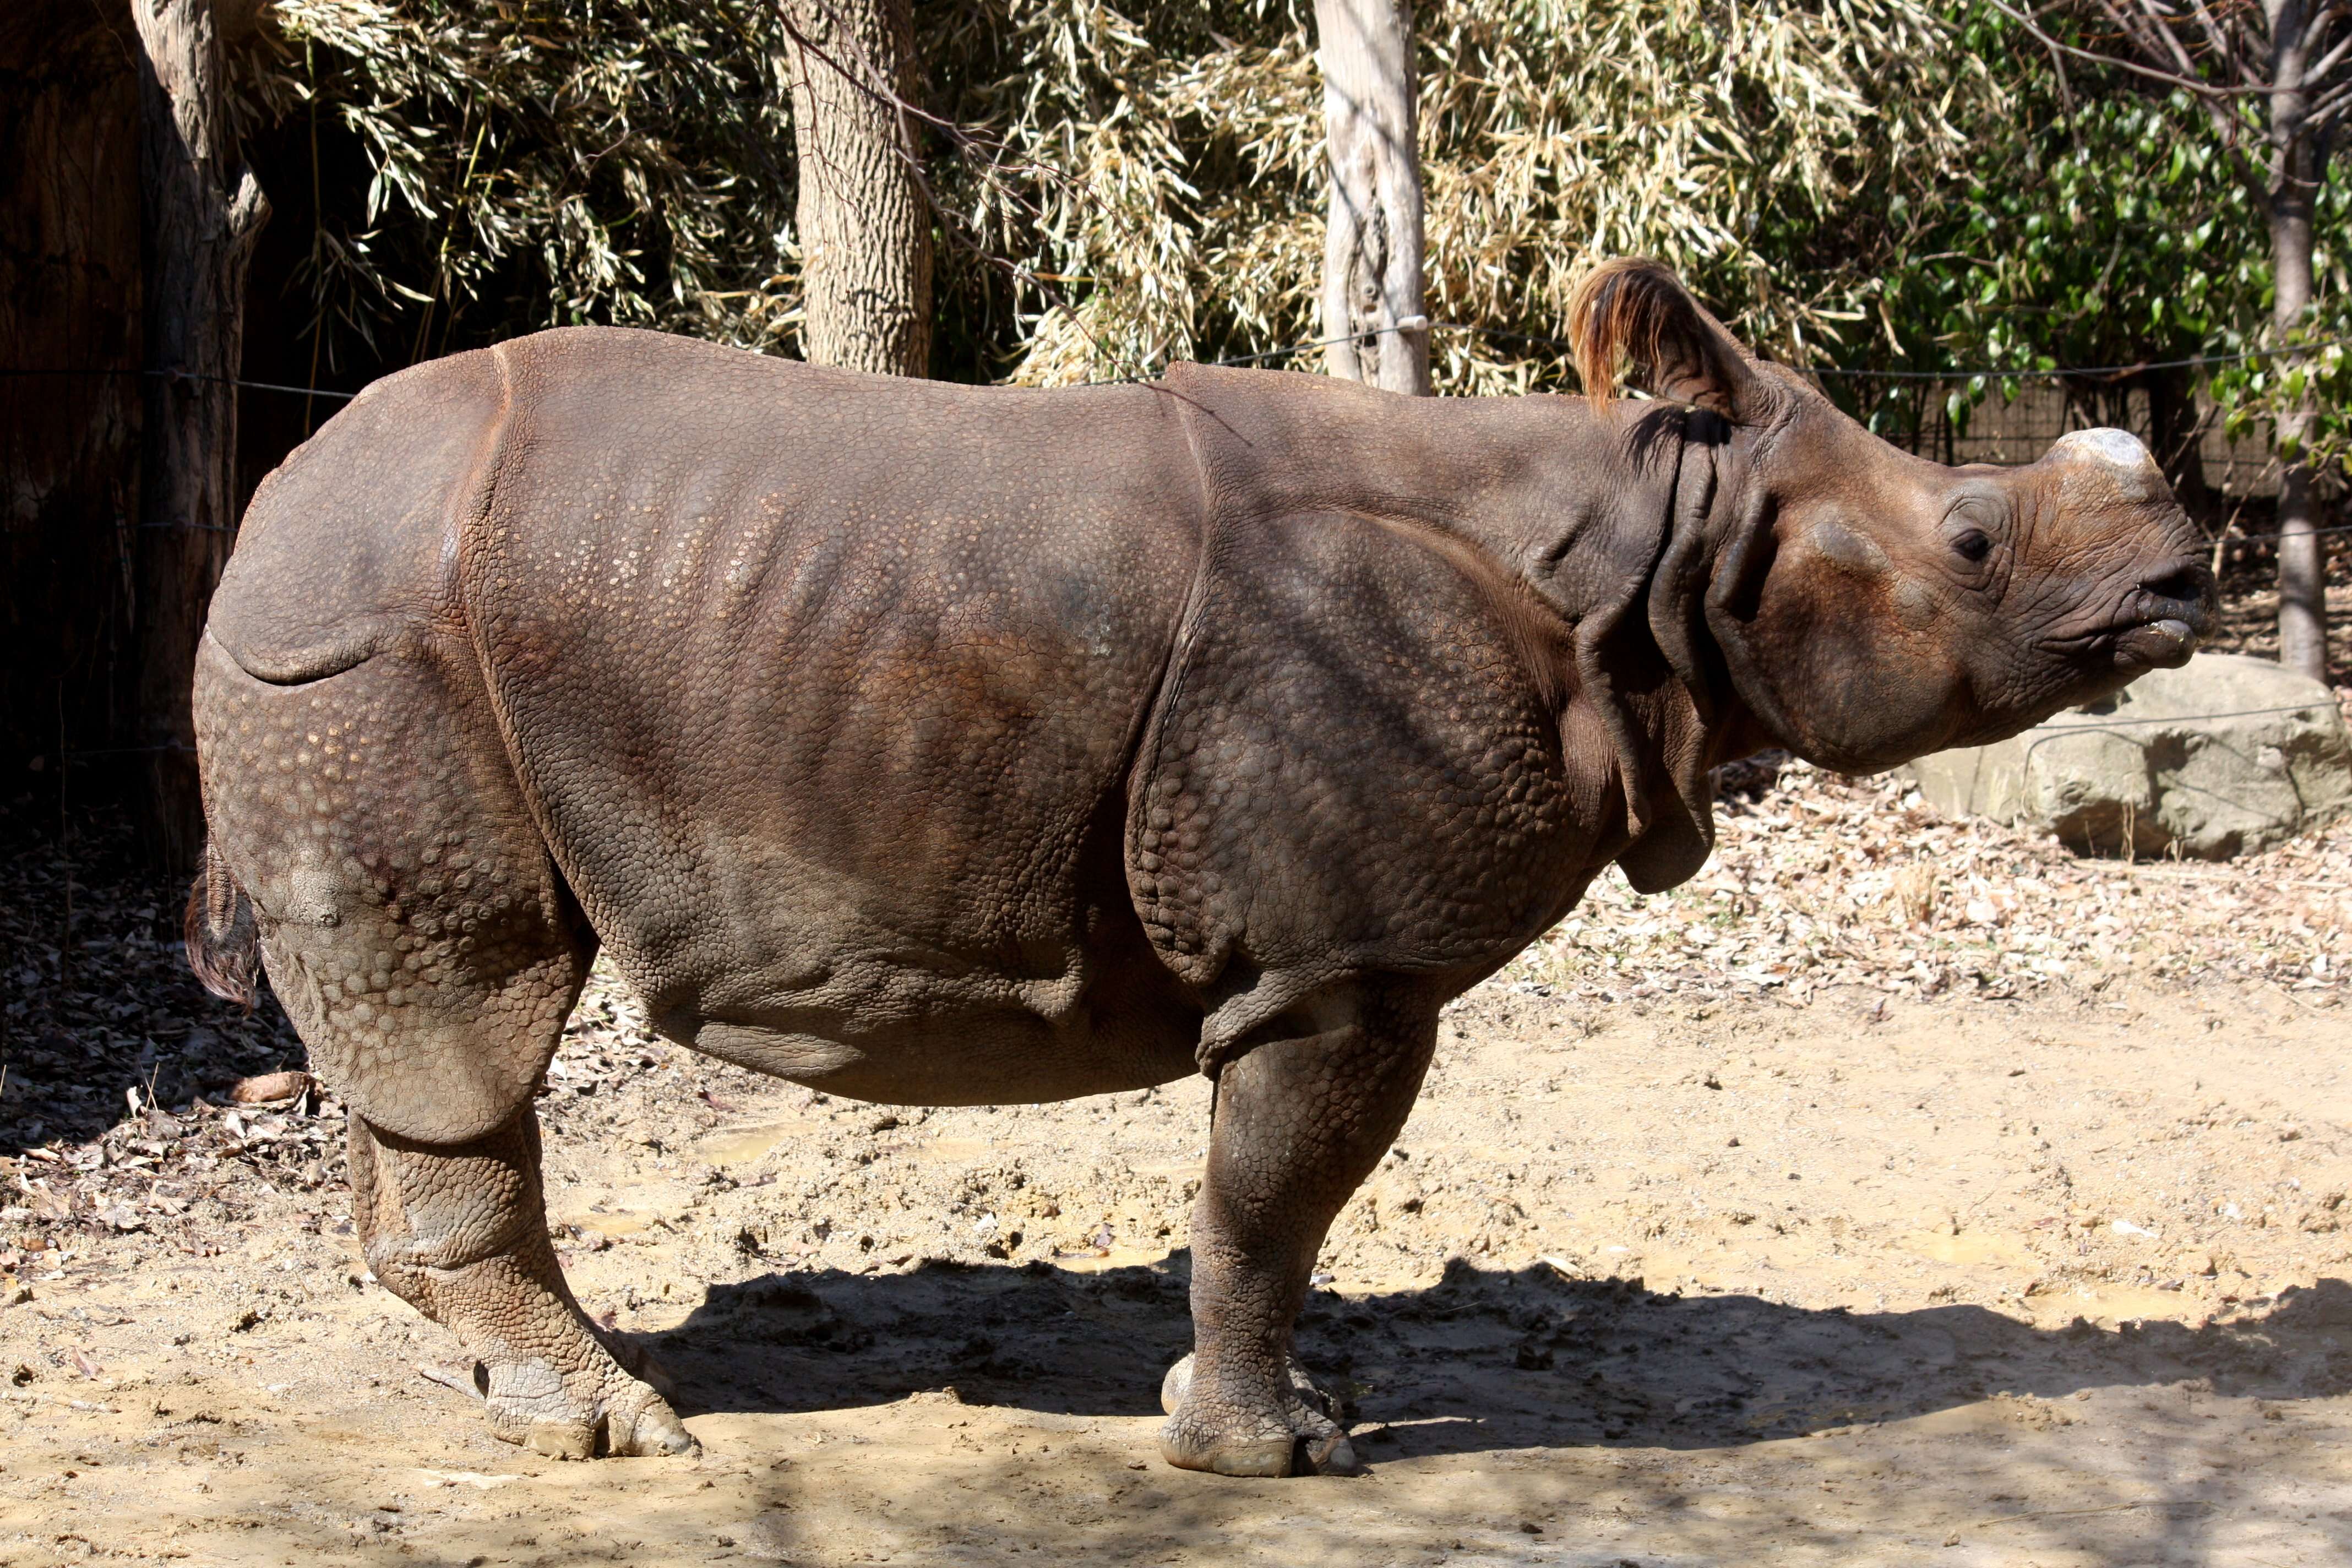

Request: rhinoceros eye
left=1952, top=528, right=1993, bottom=563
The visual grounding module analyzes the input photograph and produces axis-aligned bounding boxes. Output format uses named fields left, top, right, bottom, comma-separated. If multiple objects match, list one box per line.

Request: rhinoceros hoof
left=1156, top=1353, right=1364, bottom=1478
left=469, top=1358, right=698, bottom=1460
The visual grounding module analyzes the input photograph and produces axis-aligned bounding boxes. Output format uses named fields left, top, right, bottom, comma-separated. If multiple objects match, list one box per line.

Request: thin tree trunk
left=131, top=0, right=268, bottom=870
left=2143, top=367, right=2213, bottom=525
left=2268, top=0, right=2329, bottom=684
left=782, top=0, right=931, bottom=378
left=1315, top=0, right=1430, bottom=395
left=2271, top=194, right=2327, bottom=682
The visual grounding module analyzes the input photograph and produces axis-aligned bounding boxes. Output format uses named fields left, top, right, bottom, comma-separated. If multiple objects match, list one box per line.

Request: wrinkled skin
left=189, top=262, right=2212, bottom=1475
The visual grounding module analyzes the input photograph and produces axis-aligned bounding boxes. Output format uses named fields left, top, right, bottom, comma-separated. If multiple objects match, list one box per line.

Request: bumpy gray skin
left=190, top=267, right=2213, bottom=1474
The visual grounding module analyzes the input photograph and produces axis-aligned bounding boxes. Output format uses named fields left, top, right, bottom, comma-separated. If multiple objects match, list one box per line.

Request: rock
left=1905, top=653, right=2352, bottom=858
left=904, top=1386, right=965, bottom=1406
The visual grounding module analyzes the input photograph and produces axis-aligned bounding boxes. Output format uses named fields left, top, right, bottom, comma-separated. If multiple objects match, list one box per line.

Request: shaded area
left=0, top=809, right=305, bottom=1155
left=653, top=1253, right=2352, bottom=1459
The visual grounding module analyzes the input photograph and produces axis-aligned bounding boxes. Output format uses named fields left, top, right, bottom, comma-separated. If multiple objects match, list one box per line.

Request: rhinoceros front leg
left=350, top=1108, right=694, bottom=1458
left=1161, top=983, right=1436, bottom=1477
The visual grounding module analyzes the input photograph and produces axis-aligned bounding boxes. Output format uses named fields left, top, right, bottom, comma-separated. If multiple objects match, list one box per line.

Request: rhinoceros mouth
left=2042, top=611, right=2201, bottom=672
left=2105, top=616, right=2200, bottom=671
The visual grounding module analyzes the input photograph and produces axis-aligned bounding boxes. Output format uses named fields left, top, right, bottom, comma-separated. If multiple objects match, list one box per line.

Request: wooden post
left=130, top=0, right=268, bottom=869
left=782, top=0, right=933, bottom=378
left=1314, top=0, right=1429, bottom=395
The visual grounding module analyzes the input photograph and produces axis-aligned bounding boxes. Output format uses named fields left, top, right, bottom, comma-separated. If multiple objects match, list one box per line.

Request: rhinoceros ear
left=1569, top=259, right=1765, bottom=422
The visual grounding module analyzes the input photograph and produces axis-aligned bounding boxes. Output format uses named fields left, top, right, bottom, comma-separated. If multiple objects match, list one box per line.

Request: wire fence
left=0, top=364, right=361, bottom=401
left=25, top=336, right=2348, bottom=793
left=12, top=319, right=2346, bottom=399
left=7, top=319, right=2346, bottom=538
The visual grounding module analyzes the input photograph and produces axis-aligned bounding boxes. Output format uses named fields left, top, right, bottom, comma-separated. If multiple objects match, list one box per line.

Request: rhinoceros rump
left=187, top=260, right=2212, bottom=1475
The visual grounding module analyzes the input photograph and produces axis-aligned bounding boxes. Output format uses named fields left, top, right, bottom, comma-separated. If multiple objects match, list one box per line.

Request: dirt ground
left=5, top=961, right=2351, bottom=1567
left=7, top=568, right=2352, bottom=1567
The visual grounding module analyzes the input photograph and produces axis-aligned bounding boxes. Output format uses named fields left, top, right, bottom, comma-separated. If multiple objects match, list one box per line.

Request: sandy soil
left=6, top=965, right=2351, bottom=1567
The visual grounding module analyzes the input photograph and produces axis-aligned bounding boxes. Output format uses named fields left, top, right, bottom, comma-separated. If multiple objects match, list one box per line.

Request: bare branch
left=2302, top=26, right=2352, bottom=84
left=2306, top=74, right=2352, bottom=128
left=2103, top=0, right=2230, bottom=86
left=2184, top=0, right=2258, bottom=83
left=2044, top=32, right=2081, bottom=114
left=1983, top=0, right=2278, bottom=95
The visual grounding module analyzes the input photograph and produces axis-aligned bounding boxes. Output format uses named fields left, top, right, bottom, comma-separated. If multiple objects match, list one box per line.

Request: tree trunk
left=1314, top=0, right=1430, bottom=395
left=2142, top=367, right=2213, bottom=525
left=782, top=0, right=932, bottom=378
left=2, top=3, right=144, bottom=786
left=2271, top=196, right=2327, bottom=683
left=132, top=0, right=269, bottom=871
left=2269, top=5, right=2329, bottom=684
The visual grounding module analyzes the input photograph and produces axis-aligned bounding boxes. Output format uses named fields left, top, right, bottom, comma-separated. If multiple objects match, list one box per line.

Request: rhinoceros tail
left=185, top=841, right=260, bottom=1008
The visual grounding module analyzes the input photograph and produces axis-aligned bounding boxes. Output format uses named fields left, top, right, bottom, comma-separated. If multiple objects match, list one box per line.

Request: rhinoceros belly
left=459, top=330, right=1208, bottom=1105
left=640, top=887, right=1207, bottom=1104
left=585, top=781, right=1208, bottom=1104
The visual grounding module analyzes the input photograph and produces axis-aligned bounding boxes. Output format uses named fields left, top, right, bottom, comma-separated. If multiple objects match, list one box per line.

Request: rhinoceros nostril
left=2140, top=564, right=2211, bottom=615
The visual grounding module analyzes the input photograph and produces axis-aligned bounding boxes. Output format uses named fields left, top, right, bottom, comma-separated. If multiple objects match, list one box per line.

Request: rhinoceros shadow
left=646, top=1253, right=2352, bottom=1459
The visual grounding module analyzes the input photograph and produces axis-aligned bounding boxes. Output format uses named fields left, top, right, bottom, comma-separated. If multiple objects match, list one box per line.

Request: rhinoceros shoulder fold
left=1128, top=376, right=1727, bottom=1021
left=1128, top=372, right=1722, bottom=1051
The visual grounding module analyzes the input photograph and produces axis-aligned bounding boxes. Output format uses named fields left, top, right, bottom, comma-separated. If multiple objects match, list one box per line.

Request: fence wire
left=6, top=320, right=2346, bottom=536
left=34, top=325, right=2349, bottom=792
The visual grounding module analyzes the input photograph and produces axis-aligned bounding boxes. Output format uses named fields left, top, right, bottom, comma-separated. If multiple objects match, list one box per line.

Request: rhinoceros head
left=1568, top=259, right=2217, bottom=775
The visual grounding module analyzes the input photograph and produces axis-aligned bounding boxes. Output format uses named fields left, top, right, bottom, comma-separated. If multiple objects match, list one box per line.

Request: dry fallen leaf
left=229, top=1071, right=314, bottom=1106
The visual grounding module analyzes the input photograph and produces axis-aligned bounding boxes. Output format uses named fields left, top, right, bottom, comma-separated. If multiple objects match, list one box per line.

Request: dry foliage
left=939, top=0, right=1983, bottom=388
left=252, top=0, right=1992, bottom=388
left=255, top=0, right=801, bottom=362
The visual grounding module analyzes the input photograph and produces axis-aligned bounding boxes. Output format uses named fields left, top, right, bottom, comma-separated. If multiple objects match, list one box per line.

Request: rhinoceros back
left=209, top=347, right=508, bottom=682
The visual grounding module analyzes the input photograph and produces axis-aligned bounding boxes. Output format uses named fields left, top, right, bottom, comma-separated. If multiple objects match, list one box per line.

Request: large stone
left=1905, top=652, right=2352, bottom=858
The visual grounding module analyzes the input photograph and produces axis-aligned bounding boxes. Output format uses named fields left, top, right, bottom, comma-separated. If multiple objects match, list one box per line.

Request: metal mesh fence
left=1822, top=375, right=2311, bottom=504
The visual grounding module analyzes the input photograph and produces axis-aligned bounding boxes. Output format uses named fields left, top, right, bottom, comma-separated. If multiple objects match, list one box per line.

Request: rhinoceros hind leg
left=1159, top=984, right=1435, bottom=1478
left=192, top=634, right=592, bottom=1147
left=350, top=1108, right=695, bottom=1458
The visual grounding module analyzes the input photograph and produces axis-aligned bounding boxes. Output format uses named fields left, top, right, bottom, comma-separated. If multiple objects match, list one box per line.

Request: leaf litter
left=3, top=714, right=2347, bottom=1300
left=1501, top=750, right=2351, bottom=1007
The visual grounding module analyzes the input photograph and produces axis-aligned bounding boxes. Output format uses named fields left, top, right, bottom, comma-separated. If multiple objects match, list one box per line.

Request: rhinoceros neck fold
left=1572, top=411, right=1741, bottom=894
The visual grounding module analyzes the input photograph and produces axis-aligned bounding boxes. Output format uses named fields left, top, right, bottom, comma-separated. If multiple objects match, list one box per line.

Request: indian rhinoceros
left=186, top=259, right=2212, bottom=1476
